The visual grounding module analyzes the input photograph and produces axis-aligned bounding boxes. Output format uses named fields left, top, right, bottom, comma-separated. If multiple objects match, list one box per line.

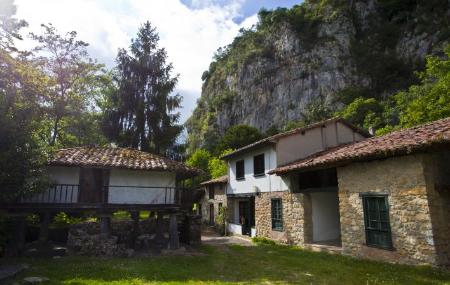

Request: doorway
left=310, top=190, right=341, bottom=246
left=79, top=168, right=107, bottom=203
left=239, top=198, right=254, bottom=236
left=209, top=204, right=214, bottom=225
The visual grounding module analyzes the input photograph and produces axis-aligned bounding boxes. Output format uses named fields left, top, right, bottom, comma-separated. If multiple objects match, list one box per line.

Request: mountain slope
left=186, top=0, right=449, bottom=152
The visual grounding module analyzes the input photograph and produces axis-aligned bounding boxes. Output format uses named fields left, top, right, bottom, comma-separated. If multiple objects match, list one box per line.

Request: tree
left=102, top=22, right=182, bottom=154
left=394, top=46, right=450, bottom=128
left=186, top=149, right=211, bottom=175
left=338, top=97, right=384, bottom=131
left=0, top=92, right=49, bottom=202
left=30, top=24, right=105, bottom=147
left=208, top=149, right=233, bottom=179
left=217, top=125, right=263, bottom=154
left=0, top=1, right=49, bottom=202
left=186, top=149, right=211, bottom=182
left=0, top=0, right=27, bottom=51
left=300, top=94, right=334, bottom=125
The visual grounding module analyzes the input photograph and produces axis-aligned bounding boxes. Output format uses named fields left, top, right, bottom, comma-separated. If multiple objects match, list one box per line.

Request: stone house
left=197, top=175, right=228, bottom=226
left=1, top=146, right=200, bottom=253
left=269, top=118, right=450, bottom=267
left=220, top=118, right=369, bottom=237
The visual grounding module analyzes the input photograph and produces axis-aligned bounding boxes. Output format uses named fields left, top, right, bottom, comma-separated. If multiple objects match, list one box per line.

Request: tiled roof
left=270, top=117, right=450, bottom=175
left=50, top=147, right=201, bottom=177
left=221, top=117, right=370, bottom=160
left=200, top=175, right=228, bottom=186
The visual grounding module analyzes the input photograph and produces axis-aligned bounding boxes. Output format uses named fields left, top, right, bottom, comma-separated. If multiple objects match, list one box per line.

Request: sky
left=14, top=0, right=299, bottom=123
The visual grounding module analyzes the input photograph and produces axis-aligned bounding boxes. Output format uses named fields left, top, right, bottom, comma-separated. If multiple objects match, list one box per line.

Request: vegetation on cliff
left=187, top=0, right=450, bottom=153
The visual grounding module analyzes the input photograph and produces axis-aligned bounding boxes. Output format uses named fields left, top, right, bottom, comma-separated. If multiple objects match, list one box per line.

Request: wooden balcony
left=1, top=184, right=193, bottom=212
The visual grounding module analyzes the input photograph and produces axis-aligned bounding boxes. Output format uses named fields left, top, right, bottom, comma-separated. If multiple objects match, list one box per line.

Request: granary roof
left=50, top=146, right=201, bottom=178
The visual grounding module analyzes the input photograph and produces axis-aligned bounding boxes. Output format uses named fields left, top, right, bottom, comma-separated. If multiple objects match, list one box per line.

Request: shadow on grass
left=4, top=244, right=450, bottom=285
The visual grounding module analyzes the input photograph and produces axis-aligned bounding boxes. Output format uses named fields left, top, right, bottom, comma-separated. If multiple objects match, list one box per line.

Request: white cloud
left=14, top=0, right=258, bottom=123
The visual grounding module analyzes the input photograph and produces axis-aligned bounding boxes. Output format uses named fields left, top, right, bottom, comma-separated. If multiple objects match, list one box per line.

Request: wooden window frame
left=253, top=153, right=265, bottom=177
left=236, top=160, right=245, bottom=180
left=361, top=194, right=393, bottom=250
left=271, top=198, right=283, bottom=231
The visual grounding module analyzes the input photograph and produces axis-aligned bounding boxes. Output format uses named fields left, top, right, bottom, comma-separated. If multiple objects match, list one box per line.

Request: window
left=362, top=195, right=393, bottom=249
left=236, top=160, right=245, bottom=180
left=271, top=199, right=283, bottom=231
left=209, top=186, right=215, bottom=199
left=253, top=154, right=265, bottom=176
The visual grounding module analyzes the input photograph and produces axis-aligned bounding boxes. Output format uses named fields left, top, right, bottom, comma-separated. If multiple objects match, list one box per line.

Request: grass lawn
left=5, top=243, right=450, bottom=285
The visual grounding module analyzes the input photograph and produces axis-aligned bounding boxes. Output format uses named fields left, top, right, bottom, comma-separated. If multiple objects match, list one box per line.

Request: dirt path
left=201, top=227, right=254, bottom=247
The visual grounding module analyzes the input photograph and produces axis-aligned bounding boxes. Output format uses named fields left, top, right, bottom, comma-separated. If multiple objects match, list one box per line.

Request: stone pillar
left=130, top=211, right=140, bottom=248
left=302, top=193, right=313, bottom=244
left=169, top=213, right=180, bottom=250
left=99, top=214, right=111, bottom=239
left=39, top=212, right=51, bottom=243
left=155, top=211, right=164, bottom=248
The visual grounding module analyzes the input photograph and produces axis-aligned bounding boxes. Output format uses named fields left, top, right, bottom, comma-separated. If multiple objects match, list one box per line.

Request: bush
left=252, top=236, right=277, bottom=245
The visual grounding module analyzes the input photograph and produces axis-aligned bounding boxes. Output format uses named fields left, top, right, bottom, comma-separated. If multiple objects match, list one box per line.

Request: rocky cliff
left=186, top=0, right=449, bottom=152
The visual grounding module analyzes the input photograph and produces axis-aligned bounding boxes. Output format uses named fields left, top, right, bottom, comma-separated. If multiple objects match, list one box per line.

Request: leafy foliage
left=0, top=4, right=50, bottom=202
left=208, top=149, right=233, bottom=179
left=186, top=149, right=212, bottom=181
left=215, top=206, right=228, bottom=236
left=394, top=46, right=450, bottom=128
left=30, top=24, right=106, bottom=147
left=216, top=125, right=262, bottom=155
left=338, top=45, right=450, bottom=134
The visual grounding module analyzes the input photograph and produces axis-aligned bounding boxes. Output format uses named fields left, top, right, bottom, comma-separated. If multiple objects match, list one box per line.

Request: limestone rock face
left=186, top=0, right=449, bottom=151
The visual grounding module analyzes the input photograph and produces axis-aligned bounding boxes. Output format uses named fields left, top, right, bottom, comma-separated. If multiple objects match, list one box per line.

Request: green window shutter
left=362, top=195, right=393, bottom=249
left=271, top=199, right=283, bottom=231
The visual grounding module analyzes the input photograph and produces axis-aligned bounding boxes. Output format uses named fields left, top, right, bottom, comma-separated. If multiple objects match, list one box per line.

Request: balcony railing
left=20, top=184, right=79, bottom=204
left=18, top=184, right=189, bottom=206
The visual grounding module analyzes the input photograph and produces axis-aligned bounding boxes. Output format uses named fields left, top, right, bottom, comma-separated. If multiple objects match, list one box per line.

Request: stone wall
left=199, top=184, right=227, bottom=225
left=337, top=154, right=441, bottom=265
left=254, top=191, right=309, bottom=245
left=254, top=152, right=448, bottom=267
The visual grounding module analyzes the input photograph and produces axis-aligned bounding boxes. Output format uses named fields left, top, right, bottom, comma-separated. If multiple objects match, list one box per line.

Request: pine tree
left=102, top=22, right=182, bottom=154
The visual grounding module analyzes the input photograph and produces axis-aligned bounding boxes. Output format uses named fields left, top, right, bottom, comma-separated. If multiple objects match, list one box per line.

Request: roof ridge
left=221, top=117, right=369, bottom=160
left=270, top=117, right=450, bottom=175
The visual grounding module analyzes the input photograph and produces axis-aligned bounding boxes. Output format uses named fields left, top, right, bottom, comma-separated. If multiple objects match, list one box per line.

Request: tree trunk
left=50, top=116, right=60, bottom=146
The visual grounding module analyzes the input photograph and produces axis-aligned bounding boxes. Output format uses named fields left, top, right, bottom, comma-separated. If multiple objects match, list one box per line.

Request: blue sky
left=15, top=0, right=301, bottom=123
left=181, top=0, right=299, bottom=23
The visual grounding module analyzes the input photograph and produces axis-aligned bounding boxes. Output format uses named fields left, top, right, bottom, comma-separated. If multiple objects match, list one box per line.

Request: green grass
left=5, top=243, right=450, bottom=284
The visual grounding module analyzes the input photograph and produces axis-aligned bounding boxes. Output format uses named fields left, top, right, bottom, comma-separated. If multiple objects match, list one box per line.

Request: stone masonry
left=338, top=153, right=449, bottom=266
left=255, top=191, right=310, bottom=245
left=255, top=151, right=449, bottom=267
left=200, top=184, right=227, bottom=225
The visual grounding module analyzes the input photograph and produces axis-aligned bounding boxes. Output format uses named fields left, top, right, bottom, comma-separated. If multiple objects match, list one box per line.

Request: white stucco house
left=220, top=118, right=369, bottom=237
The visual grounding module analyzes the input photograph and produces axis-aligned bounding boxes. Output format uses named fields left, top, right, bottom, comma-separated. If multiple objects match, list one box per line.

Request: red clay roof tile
left=270, top=117, right=450, bottom=175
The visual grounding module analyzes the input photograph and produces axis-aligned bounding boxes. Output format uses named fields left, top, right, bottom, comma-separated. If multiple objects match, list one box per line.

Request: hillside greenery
left=187, top=0, right=450, bottom=153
